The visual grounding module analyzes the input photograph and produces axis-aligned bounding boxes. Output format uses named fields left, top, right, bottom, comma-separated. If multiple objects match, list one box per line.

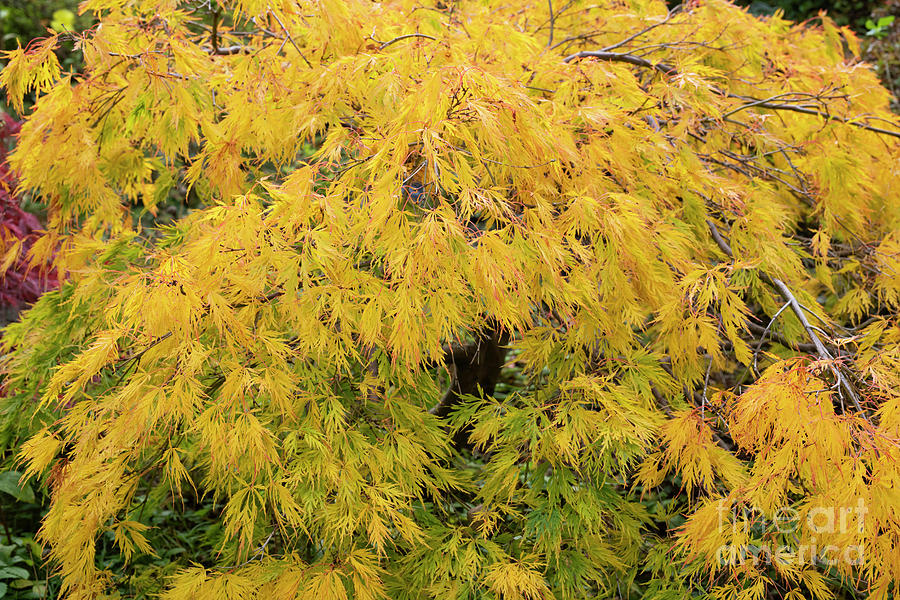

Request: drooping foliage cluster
left=0, top=0, right=90, bottom=112
left=3, top=0, right=900, bottom=598
left=0, top=112, right=57, bottom=319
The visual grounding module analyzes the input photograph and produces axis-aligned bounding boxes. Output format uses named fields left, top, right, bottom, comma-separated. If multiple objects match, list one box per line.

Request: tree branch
left=378, top=33, right=437, bottom=51
left=706, top=219, right=864, bottom=413
left=268, top=10, right=312, bottom=67
left=562, top=50, right=677, bottom=76
left=556, top=49, right=900, bottom=139
left=769, top=278, right=863, bottom=412
left=209, top=45, right=252, bottom=55
left=724, top=93, right=900, bottom=140
left=210, top=7, right=220, bottom=55
left=546, top=0, right=555, bottom=48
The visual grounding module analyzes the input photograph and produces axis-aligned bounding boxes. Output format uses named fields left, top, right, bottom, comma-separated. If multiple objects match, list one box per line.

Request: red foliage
left=0, top=113, right=57, bottom=309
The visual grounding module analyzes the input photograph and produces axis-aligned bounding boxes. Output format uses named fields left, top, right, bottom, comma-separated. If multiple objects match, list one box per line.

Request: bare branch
left=706, top=218, right=734, bottom=257
left=769, top=278, right=863, bottom=412
left=378, top=33, right=437, bottom=51
left=219, top=529, right=276, bottom=571
left=745, top=319, right=817, bottom=353
left=562, top=50, right=677, bottom=75
left=751, top=302, right=791, bottom=373
left=209, top=45, right=252, bottom=55
left=724, top=93, right=900, bottom=140
left=210, top=6, right=219, bottom=55
left=546, top=0, right=555, bottom=47
left=268, top=10, right=312, bottom=67
left=706, top=219, right=864, bottom=413
left=556, top=45, right=900, bottom=139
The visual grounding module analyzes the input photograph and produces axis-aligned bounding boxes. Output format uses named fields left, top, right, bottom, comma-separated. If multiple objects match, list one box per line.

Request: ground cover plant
left=2, top=0, right=900, bottom=598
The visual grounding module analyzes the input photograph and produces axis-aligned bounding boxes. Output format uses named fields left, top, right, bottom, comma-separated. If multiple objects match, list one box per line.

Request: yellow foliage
left=1, top=0, right=900, bottom=598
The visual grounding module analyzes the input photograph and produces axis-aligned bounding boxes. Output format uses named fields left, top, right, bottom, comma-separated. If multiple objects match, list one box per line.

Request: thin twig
left=599, top=6, right=679, bottom=53
left=363, top=345, right=380, bottom=403
left=701, top=356, right=712, bottom=419
left=555, top=47, right=900, bottom=139
left=219, top=529, right=276, bottom=571
left=752, top=302, right=791, bottom=373
left=268, top=11, right=312, bottom=67
left=379, top=33, right=437, bottom=50
left=546, top=0, right=555, bottom=48
left=115, top=332, right=173, bottom=366
left=724, top=93, right=900, bottom=139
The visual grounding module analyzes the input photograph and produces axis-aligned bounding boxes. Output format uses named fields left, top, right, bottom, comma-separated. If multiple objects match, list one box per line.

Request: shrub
left=2, top=0, right=900, bottom=599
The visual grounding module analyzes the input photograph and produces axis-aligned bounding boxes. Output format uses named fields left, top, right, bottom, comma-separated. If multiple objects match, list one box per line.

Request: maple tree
left=2, top=0, right=900, bottom=598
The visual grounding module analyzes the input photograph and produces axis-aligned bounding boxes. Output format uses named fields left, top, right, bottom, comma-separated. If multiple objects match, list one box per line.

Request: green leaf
left=0, top=566, right=29, bottom=580
left=0, top=472, right=35, bottom=504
